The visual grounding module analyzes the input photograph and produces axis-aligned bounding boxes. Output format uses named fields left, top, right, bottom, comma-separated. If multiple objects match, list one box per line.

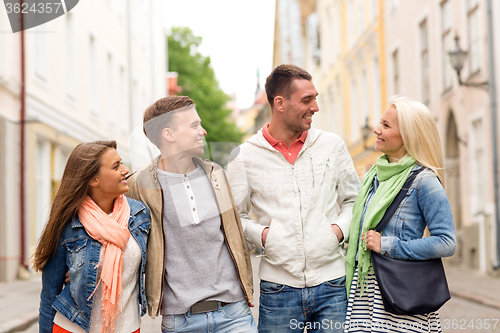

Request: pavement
left=1, top=258, right=500, bottom=333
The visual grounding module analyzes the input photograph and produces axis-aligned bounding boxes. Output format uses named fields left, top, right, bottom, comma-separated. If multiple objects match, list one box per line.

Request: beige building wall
left=384, top=0, right=500, bottom=273
left=314, top=0, right=385, bottom=177
left=0, top=0, right=166, bottom=281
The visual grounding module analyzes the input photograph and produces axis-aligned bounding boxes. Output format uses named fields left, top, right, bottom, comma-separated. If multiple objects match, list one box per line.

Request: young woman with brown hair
left=33, top=141, right=150, bottom=333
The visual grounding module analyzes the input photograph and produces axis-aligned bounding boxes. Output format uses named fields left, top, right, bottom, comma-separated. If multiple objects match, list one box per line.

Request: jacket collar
left=71, top=197, right=145, bottom=228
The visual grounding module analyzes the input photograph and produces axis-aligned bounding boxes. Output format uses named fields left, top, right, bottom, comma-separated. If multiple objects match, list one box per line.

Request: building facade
left=273, top=0, right=500, bottom=273
left=0, top=0, right=166, bottom=282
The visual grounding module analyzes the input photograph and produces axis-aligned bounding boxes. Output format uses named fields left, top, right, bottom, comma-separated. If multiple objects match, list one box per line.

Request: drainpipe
left=20, top=2, right=27, bottom=269
left=486, top=0, right=500, bottom=269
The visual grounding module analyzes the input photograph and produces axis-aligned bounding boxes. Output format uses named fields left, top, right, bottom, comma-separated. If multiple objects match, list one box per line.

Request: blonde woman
left=34, top=141, right=150, bottom=333
left=344, top=96, right=456, bottom=332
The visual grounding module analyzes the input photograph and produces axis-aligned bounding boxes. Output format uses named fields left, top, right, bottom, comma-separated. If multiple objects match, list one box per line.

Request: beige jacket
left=126, top=156, right=254, bottom=318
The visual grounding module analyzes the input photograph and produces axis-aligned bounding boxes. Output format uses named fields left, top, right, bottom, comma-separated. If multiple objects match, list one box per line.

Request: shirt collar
left=262, top=123, right=307, bottom=147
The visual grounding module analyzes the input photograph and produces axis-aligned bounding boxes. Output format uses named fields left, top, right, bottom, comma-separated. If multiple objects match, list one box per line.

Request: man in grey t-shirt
left=126, top=96, right=256, bottom=333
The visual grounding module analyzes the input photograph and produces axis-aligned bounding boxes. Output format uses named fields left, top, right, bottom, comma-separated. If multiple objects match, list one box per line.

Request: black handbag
left=370, top=168, right=451, bottom=315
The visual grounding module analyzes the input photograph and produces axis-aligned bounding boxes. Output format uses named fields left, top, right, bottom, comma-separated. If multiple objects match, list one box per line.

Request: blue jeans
left=258, top=276, right=347, bottom=333
left=161, top=301, right=257, bottom=333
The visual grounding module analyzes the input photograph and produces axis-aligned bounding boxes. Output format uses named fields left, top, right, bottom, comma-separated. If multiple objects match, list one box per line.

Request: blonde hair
left=389, top=95, right=445, bottom=186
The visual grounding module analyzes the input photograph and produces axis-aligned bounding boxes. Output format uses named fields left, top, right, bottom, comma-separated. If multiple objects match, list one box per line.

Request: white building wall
left=0, top=0, right=166, bottom=281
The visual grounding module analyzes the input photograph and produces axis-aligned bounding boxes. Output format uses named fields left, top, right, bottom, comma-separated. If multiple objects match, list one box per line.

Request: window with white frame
left=471, top=118, right=485, bottom=213
left=65, top=13, right=76, bottom=101
left=468, top=0, right=481, bottom=74
left=120, top=66, right=129, bottom=134
left=350, top=77, right=360, bottom=143
left=420, top=18, right=430, bottom=103
left=361, top=68, right=369, bottom=125
left=89, top=35, right=98, bottom=116
left=35, top=139, right=51, bottom=238
left=329, top=85, right=336, bottom=134
left=348, top=0, right=355, bottom=48
left=334, top=0, right=341, bottom=60
left=328, top=3, right=335, bottom=65
left=336, top=76, right=344, bottom=138
left=441, top=0, right=453, bottom=91
left=391, top=0, right=399, bottom=14
left=371, top=0, right=379, bottom=20
left=107, top=53, right=115, bottom=126
left=35, top=25, right=49, bottom=82
left=392, top=49, right=400, bottom=95
left=372, top=56, right=381, bottom=123
left=357, top=0, right=364, bottom=36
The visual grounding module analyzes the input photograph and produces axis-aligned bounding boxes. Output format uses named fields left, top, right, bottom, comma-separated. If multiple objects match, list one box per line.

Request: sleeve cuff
left=380, top=236, right=394, bottom=256
left=246, top=222, right=268, bottom=249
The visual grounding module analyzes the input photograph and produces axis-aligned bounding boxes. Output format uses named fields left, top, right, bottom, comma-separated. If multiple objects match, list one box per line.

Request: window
left=361, top=68, right=369, bottom=124
left=468, top=0, right=481, bottom=74
left=35, top=26, right=48, bottom=82
left=89, top=35, right=98, bottom=115
left=391, top=0, right=399, bottom=14
left=65, top=14, right=76, bottom=100
left=441, top=0, right=453, bottom=91
left=392, top=49, right=400, bottom=95
left=372, top=56, right=381, bottom=122
left=35, top=139, right=51, bottom=238
left=328, top=3, right=335, bottom=65
left=471, top=118, right=485, bottom=213
left=357, top=0, right=364, bottom=35
left=107, top=53, right=115, bottom=126
left=348, top=0, right=355, bottom=48
left=335, top=76, right=344, bottom=138
left=350, top=78, right=360, bottom=143
left=371, top=0, right=379, bottom=20
left=420, top=19, right=430, bottom=103
left=120, top=66, right=129, bottom=134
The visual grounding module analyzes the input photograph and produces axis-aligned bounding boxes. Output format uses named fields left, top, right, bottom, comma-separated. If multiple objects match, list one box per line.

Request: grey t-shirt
left=159, top=163, right=244, bottom=315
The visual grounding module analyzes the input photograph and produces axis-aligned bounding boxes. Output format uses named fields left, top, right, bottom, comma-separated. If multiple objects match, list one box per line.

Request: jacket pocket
left=64, top=238, right=88, bottom=268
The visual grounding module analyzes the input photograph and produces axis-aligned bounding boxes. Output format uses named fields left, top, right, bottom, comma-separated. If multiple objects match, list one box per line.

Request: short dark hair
left=265, top=64, right=312, bottom=109
left=143, top=96, right=194, bottom=148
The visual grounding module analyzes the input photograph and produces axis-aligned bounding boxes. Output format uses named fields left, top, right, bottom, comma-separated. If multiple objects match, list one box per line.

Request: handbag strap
left=375, top=167, right=425, bottom=233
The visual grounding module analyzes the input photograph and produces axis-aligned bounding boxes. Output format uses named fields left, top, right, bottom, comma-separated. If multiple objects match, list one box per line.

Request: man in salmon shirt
left=228, top=64, right=360, bottom=332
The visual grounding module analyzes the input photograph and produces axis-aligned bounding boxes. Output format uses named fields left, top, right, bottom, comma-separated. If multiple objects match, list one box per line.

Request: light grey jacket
left=228, top=127, right=360, bottom=288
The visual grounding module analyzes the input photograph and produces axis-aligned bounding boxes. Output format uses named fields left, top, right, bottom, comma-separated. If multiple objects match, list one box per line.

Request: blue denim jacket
left=38, top=197, right=151, bottom=333
left=377, top=166, right=456, bottom=260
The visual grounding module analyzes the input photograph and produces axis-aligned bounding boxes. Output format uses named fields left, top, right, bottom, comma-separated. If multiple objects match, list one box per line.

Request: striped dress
left=345, top=269, right=442, bottom=333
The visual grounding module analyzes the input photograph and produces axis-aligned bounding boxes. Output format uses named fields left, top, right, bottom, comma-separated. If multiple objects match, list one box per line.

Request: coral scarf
left=78, top=195, right=131, bottom=333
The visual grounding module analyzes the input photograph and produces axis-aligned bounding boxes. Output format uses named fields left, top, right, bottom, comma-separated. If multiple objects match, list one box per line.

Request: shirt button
left=187, top=185, right=190, bottom=189
left=135, top=230, right=139, bottom=235
left=288, top=153, right=292, bottom=156
left=193, top=208, right=196, bottom=211
left=279, top=142, right=282, bottom=145
left=191, top=196, right=194, bottom=199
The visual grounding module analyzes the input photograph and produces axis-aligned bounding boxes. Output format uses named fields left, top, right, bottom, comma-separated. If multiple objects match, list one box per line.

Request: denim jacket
left=375, top=166, right=456, bottom=260
left=38, top=197, right=151, bottom=333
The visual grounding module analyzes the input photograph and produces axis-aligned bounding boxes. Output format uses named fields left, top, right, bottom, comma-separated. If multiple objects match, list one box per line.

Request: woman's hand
left=362, top=230, right=382, bottom=253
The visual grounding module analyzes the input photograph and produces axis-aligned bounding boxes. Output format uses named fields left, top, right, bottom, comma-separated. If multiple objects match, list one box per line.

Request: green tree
left=167, top=27, right=243, bottom=164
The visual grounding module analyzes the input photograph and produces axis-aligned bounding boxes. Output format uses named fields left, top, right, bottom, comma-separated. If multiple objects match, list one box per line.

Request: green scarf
left=345, top=154, right=416, bottom=294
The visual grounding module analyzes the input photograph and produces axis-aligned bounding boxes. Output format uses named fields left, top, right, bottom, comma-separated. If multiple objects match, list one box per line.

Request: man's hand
left=65, top=271, right=70, bottom=285
left=262, top=227, right=269, bottom=248
left=331, top=224, right=344, bottom=243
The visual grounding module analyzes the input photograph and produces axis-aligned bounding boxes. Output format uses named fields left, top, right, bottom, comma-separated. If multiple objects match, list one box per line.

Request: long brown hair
left=32, top=140, right=117, bottom=271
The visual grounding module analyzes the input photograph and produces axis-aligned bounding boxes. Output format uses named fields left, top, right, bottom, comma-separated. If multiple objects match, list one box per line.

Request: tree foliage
left=167, top=27, right=243, bottom=151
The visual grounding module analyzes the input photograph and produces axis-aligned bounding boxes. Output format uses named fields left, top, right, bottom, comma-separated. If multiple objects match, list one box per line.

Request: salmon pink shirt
left=262, top=123, right=307, bottom=165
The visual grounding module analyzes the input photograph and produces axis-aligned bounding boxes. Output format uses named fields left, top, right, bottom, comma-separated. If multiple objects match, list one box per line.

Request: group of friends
left=33, top=64, right=456, bottom=333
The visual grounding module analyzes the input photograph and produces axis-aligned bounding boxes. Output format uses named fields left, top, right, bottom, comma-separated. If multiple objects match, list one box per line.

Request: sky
left=163, top=0, right=276, bottom=109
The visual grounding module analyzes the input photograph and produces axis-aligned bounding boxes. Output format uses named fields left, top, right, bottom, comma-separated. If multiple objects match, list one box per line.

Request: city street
left=12, top=254, right=500, bottom=332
